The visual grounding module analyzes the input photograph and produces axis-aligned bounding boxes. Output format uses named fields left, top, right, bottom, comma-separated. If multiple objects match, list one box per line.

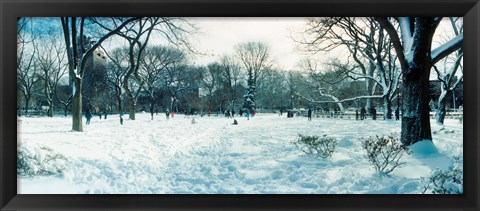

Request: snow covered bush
left=421, top=157, right=463, bottom=194
left=293, top=134, right=338, bottom=158
left=17, top=144, right=67, bottom=176
left=361, top=134, right=409, bottom=174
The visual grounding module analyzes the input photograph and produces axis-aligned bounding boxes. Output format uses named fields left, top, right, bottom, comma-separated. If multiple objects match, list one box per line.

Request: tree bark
left=435, top=90, right=448, bottom=125
left=24, top=95, right=31, bottom=113
left=48, top=102, right=54, bottom=117
left=124, top=87, right=136, bottom=120
left=116, top=95, right=122, bottom=113
left=383, top=97, right=393, bottom=120
left=63, top=105, right=68, bottom=116
left=72, top=77, right=83, bottom=131
left=401, top=64, right=432, bottom=146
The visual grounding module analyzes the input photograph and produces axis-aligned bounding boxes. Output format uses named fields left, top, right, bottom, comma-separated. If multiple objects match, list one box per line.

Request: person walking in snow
left=85, top=109, right=93, bottom=125
left=371, top=107, right=377, bottom=120
left=150, top=107, right=154, bottom=120
left=119, top=112, right=124, bottom=125
left=309, top=108, right=314, bottom=121
left=395, top=107, right=400, bottom=121
left=104, top=110, right=108, bottom=119
left=360, top=106, right=366, bottom=120
left=355, top=109, right=359, bottom=120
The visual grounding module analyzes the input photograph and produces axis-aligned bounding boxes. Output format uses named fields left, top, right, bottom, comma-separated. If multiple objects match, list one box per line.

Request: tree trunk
left=24, top=95, right=31, bottom=113
left=383, top=97, right=392, bottom=120
left=72, top=77, right=83, bottom=131
left=64, top=105, right=68, bottom=116
left=116, top=94, right=122, bottom=113
left=401, top=65, right=432, bottom=146
left=48, top=102, right=54, bottom=117
left=123, top=83, right=136, bottom=120
left=128, top=97, right=136, bottom=120
left=435, top=90, right=448, bottom=125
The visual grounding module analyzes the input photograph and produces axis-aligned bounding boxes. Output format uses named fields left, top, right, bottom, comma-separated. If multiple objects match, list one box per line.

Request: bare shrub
left=361, top=134, right=409, bottom=174
left=421, top=157, right=463, bottom=194
left=293, top=134, right=338, bottom=159
left=17, top=145, right=67, bottom=176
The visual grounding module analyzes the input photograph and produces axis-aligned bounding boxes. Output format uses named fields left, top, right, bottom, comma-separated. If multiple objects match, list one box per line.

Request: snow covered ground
left=17, top=112, right=463, bottom=194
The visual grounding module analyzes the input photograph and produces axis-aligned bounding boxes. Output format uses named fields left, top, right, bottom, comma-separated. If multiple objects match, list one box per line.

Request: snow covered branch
left=374, top=17, right=408, bottom=71
left=431, top=34, right=463, bottom=65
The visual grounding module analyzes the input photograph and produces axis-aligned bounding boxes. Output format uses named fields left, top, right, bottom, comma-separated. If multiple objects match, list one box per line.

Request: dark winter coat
left=85, top=110, right=92, bottom=119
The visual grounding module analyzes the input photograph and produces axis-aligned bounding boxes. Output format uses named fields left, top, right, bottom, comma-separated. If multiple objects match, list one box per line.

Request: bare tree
left=298, top=18, right=379, bottom=111
left=91, top=17, right=195, bottom=120
left=93, top=18, right=158, bottom=120
left=140, top=45, right=185, bottom=119
left=200, top=63, right=221, bottom=114
left=432, top=17, right=463, bottom=125
left=163, top=61, right=201, bottom=113
left=298, top=17, right=402, bottom=119
left=61, top=17, right=140, bottom=131
left=235, top=41, right=272, bottom=112
left=17, top=18, right=42, bottom=114
left=219, top=55, right=244, bottom=112
left=375, top=17, right=463, bottom=145
left=35, top=31, right=68, bottom=117
left=102, top=47, right=129, bottom=113
left=299, top=59, right=349, bottom=112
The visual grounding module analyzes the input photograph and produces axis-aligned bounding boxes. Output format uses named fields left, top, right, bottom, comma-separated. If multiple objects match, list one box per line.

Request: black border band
left=1, top=0, right=479, bottom=210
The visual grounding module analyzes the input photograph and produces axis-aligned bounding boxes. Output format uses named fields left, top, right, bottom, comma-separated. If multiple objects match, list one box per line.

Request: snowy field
left=17, top=112, right=463, bottom=194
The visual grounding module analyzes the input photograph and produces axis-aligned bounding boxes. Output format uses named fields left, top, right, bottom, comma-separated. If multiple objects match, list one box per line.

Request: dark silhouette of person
left=150, top=107, right=154, bottom=120
left=85, top=109, right=92, bottom=125
left=371, top=107, right=377, bottom=120
left=308, top=108, right=312, bottom=121
left=360, top=106, right=366, bottom=120
left=119, top=112, right=124, bottom=125
left=355, top=109, right=359, bottom=120
left=395, top=107, right=400, bottom=121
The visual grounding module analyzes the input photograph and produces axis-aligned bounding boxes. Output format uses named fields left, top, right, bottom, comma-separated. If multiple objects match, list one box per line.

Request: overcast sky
left=187, top=17, right=308, bottom=70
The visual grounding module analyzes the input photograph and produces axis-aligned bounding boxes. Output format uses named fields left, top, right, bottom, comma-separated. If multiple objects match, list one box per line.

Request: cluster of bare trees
left=17, top=18, right=70, bottom=118
left=17, top=17, right=292, bottom=132
left=296, top=17, right=463, bottom=146
left=18, top=17, right=463, bottom=147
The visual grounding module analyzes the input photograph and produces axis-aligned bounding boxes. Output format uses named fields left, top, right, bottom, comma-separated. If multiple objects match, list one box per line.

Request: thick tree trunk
left=128, top=97, right=136, bottom=120
left=116, top=95, right=122, bottom=113
left=72, top=78, right=83, bottom=131
left=123, top=83, right=136, bottom=120
left=383, top=98, right=393, bottom=120
left=24, top=96, right=31, bottom=113
left=48, top=102, right=54, bottom=117
left=401, top=65, right=432, bottom=146
left=435, top=90, right=448, bottom=125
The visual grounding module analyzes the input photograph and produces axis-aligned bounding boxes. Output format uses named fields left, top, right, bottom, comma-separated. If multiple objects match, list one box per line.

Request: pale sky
left=187, top=17, right=308, bottom=70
